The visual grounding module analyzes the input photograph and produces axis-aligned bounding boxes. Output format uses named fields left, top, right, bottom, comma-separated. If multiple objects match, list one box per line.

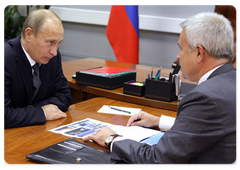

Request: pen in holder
left=145, top=64, right=181, bottom=102
left=173, top=74, right=181, bottom=99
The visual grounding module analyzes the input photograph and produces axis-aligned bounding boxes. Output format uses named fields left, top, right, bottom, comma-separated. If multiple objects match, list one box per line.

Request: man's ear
left=25, top=27, right=33, bottom=42
left=196, top=45, right=205, bottom=63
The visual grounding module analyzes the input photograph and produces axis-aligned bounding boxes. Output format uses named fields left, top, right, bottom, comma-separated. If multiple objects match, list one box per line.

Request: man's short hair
left=180, top=12, right=234, bottom=62
left=21, top=9, right=62, bottom=39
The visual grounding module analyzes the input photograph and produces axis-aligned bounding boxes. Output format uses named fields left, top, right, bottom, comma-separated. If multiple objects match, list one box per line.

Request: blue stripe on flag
left=124, top=5, right=139, bottom=38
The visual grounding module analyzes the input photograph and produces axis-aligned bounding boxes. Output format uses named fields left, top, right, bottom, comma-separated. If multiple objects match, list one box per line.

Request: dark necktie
left=30, top=63, right=41, bottom=104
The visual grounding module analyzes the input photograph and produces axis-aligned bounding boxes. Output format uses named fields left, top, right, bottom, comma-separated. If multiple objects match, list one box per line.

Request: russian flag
left=106, top=5, right=139, bottom=64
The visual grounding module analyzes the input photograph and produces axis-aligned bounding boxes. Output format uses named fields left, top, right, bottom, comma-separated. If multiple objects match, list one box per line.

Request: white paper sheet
left=110, top=125, right=160, bottom=142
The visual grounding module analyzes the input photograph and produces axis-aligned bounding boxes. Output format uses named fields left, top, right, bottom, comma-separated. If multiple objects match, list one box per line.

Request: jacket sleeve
left=4, top=67, right=46, bottom=129
left=110, top=91, right=225, bottom=163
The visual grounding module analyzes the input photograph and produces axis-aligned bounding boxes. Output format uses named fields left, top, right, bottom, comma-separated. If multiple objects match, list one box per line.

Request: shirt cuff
left=110, top=136, right=127, bottom=152
left=110, top=115, right=176, bottom=151
left=159, top=115, right=176, bottom=131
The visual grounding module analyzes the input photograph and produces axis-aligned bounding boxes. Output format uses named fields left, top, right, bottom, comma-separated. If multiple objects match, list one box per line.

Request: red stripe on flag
left=106, top=5, right=139, bottom=64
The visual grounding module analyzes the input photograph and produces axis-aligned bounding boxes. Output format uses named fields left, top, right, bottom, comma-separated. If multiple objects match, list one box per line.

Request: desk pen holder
left=123, top=81, right=146, bottom=97
left=145, top=79, right=177, bottom=102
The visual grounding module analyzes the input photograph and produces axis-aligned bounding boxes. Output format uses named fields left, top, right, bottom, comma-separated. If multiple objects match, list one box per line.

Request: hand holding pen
left=126, top=111, right=160, bottom=130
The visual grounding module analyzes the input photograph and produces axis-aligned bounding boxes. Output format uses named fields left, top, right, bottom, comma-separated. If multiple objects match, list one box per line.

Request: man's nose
left=176, top=51, right=180, bottom=60
left=50, top=47, right=58, bottom=56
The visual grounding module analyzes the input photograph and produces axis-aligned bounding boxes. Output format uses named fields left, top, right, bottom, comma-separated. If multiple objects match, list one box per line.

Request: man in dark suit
left=84, top=12, right=236, bottom=163
left=5, top=9, right=72, bottom=129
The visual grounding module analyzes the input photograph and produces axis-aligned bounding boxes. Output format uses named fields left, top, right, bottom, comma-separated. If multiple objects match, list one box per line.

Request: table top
left=62, top=58, right=196, bottom=111
left=4, top=97, right=176, bottom=164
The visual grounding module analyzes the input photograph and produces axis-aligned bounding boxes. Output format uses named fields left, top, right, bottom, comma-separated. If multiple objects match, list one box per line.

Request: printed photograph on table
left=49, top=119, right=108, bottom=138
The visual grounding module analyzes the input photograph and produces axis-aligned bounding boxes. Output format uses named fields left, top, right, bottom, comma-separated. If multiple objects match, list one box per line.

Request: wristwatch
left=105, top=134, right=122, bottom=148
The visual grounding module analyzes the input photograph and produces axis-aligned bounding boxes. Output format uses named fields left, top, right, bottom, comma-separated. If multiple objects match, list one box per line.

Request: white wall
left=50, top=5, right=215, bottom=68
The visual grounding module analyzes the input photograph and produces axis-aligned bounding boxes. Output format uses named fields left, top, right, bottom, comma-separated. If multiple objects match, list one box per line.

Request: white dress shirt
left=21, top=44, right=37, bottom=75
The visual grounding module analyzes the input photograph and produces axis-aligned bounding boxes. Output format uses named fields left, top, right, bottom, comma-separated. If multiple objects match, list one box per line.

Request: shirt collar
left=198, top=64, right=223, bottom=85
left=21, top=43, right=36, bottom=67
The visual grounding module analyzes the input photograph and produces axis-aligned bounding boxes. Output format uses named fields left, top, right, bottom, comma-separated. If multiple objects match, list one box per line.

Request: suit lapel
left=16, top=61, right=33, bottom=102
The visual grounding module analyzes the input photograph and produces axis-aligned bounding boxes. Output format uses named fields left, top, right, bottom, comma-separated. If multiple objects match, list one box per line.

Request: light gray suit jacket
left=110, top=63, right=236, bottom=164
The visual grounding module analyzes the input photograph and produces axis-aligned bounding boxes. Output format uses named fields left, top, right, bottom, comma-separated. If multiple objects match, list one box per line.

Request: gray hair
left=21, top=9, right=62, bottom=39
left=180, top=12, right=234, bottom=62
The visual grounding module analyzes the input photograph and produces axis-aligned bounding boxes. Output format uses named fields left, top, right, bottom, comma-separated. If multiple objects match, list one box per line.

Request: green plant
left=4, top=5, right=51, bottom=42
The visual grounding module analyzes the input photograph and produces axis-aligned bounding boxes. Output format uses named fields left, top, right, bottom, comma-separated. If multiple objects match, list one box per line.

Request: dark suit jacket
left=4, top=36, right=72, bottom=129
left=111, top=63, right=236, bottom=163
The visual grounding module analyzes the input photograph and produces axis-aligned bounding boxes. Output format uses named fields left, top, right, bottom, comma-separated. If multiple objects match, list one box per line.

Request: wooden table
left=4, top=97, right=176, bottom=164
left=62, top=58, right=196, bottom=111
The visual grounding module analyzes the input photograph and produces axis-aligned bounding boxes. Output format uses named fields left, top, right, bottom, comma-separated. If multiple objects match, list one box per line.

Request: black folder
left=26, top=138, right=111, bottom=164
left=76, top=67, right=136, bottom=90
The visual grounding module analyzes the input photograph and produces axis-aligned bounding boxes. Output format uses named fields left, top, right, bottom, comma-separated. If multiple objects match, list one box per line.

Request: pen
left=151, top=68, right=153, bottom=79
left=169, top=72, right=173, bottom=82
left=154, top=66, right=162, bottom=80
left=159, top=66, right=162, bottom=77
left=154, top=70, right=160, bottom=80
left=109, top=106, right=131, bottom=114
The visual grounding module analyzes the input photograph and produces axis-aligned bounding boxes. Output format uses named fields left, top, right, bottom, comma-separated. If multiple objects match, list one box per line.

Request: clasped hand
left=41, top=104, right=67, bottom=121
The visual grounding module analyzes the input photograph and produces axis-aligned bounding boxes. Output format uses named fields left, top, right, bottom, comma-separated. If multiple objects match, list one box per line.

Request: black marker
left=169, top=72, right=173, bottom=82
left=173, top=64, right=181, bottom=75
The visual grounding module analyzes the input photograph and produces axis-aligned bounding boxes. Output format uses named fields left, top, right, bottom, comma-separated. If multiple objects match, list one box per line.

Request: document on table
left=97, top=105, right=141, bottom=116
left=111, top=125, right=160, bottom=142
left=49, top=118, right=160, bottom=143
